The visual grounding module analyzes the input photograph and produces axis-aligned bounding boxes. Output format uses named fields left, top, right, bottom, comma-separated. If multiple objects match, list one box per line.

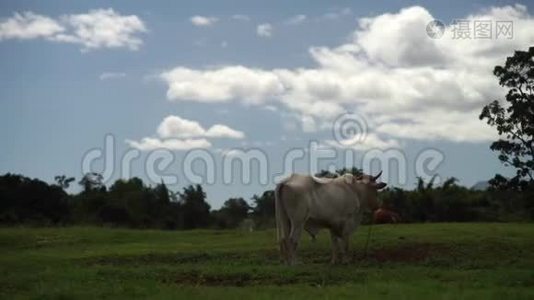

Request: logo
left=426, top=20, right=445, bottom=39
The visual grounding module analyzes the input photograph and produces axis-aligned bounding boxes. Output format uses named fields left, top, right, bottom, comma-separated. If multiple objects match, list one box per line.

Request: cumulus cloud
left=126, top=137, right=211, bottom=151
left=157, top=115, right=245, bottom=139
left=127, top=115, right=245, bottom=151
left=0, top=8, right=146, bottom=50
left=99, top=72, right=126, bottom=80
left=205, top=124, right=245, bottom=139
left=190, top=15, right=218, bottom=27
left=0, top=12, right=64, bottom=40
left=257, top=23, right=273, bottom=37
left=56, top=9, right=146, bottom=50
left=159, top=5, right=534, bottom=144
left=160, top=66, right=284, bottom=104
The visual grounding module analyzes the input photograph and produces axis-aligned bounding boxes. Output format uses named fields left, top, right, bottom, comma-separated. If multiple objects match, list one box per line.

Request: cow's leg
left=329, top=230, right=341, bottom=264
left=280, top=238, right=289, bottom=264
left=337, top=234, right=350, bottom=264
left=280, top=186, right=307, bottom=266
left=278, top=216, right=291, bottom=264
left=288, top=220, right=305, bottom=265
left=338, top=220, right=356, bottom=264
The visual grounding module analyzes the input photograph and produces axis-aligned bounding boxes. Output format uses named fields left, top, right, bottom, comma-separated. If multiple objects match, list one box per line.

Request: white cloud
left=128, top=115, right=244, bottom=151
left=160, top=66, right=284, bottom=104
left=56, top=9, right=146, bottom=51
left=257, top=23, right=273, bottom=37
left=0, top=12, right=64, bottom=40
left=190, top=15, right=218, bottom=27
left=99, top=72, right=126, bottom=80
left=159, top=5, right=534, bottom=144
left=231, top=14, right=250, bottom=22
left=157, top=115, right=244, bottom=139
left=0, top=8, right=146, bottom=51
left=205, top=124, right=245, bottom=139
left=126, top=137, right=211, bottom=151
left=285, top=14, right=306, bottom=25
left=156, top=115, right=205, bottom=138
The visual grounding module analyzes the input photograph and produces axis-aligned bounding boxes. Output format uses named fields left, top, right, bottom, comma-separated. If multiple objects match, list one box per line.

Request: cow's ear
left=375, top=182, right=387, bottom=190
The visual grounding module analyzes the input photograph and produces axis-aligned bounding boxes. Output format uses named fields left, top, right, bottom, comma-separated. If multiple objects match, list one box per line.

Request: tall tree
left=179, top=184, right=211, bottom=229
left=251, top=190, right=275, bottom=228
left=213, top=197, right=250, bottom=228
left=480, top=47, right=534, bottom=190
left=154, top=180, right=170, bottom=206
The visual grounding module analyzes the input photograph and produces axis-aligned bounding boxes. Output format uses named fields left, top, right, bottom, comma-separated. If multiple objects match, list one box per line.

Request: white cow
left=275, top=172, right=386, bottom=265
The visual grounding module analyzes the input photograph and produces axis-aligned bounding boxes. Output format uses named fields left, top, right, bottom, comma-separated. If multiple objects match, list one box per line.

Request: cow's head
left=345, top=171, right=387, bottom=211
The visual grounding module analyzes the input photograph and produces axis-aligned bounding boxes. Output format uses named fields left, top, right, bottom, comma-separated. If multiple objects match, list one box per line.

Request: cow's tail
left=274, top=182, right=285, bottom=242
left=275, top=182, right=290, bottom=260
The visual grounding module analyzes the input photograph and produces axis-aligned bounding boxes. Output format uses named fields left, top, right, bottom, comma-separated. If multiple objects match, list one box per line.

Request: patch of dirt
left=84, top=253, right=214, bottom=266
left=363, top=243, right=451, bottom=263
left=294, top=243, right=451, bottom=264
left=166, top=270, right=365, bottom=286
left=82, top=243, right=451, bottom=269
left=170, top=272, right=292, bottom=286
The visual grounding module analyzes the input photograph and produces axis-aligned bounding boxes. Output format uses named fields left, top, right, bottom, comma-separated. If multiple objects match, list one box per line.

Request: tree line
left=0, top=169, right=532, bottom=229
left=0, top=172, right=273, bottom=229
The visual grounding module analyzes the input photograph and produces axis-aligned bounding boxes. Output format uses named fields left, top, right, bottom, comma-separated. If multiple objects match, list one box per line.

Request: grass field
left=1, top=223, right=534, bottom=299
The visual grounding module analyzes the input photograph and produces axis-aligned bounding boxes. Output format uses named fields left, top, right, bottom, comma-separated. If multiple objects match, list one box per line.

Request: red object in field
left=373, top=208, right=401, bottom=224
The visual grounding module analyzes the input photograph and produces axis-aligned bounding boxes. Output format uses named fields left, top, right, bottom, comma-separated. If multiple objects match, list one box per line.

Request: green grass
left=1, top=223, right=534, bottom=299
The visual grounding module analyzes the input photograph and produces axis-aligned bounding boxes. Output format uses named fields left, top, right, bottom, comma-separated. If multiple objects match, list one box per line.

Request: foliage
left=1, top=170, right=533, bottom=228
left=315, top=167, right=362, bottom=178
left=480, top=46, right=534, bottom=190
left=78, top=172, right=105, bottom=193
left=178, top=184, right=211, bottom=229
left=54, top=175, right=75, bottom=190
left=0, top=173, right=70, bottom=224
left=250, top=190, right=275, bottom=228
left=212, top=198, right=250, bottom=229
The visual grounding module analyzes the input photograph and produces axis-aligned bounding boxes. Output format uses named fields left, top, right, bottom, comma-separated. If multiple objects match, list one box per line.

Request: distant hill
left=471, top=180, right=490, bottom=191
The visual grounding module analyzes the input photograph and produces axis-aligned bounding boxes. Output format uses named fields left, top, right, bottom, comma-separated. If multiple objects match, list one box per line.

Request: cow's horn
left=373, top=171, right=383, bottom=181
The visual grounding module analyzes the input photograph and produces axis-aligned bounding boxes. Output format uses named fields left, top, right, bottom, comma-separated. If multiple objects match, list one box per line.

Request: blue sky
left=1, top=1, right=532, bottom=208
